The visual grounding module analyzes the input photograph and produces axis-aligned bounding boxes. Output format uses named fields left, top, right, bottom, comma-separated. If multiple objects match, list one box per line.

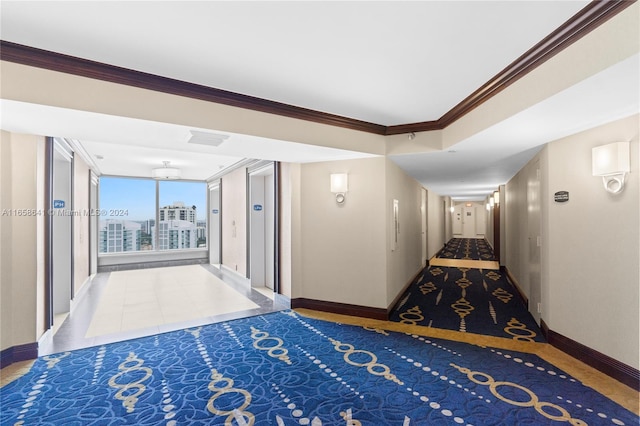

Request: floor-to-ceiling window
left=98, top=177, right=207, bottom=253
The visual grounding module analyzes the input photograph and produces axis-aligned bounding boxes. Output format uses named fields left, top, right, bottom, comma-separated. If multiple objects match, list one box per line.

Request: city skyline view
left=99, top=177, right=207, bottom=221
left=98, top=177, right=208, bottom=253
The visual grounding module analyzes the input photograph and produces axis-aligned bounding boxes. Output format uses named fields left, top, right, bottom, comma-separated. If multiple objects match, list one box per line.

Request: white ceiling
left=1, top=1, right=638, bottom=199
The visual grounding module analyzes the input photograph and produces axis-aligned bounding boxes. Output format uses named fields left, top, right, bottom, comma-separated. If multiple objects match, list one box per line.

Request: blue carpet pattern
left=390, top=266, right=545, bottom=342
left=1, top=311, right=637, bottom=425
left=436, top=238, right=495, bottom=260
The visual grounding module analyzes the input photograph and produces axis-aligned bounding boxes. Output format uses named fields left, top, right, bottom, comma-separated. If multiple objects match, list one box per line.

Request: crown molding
left=0, top=40, right=387, bottom=136
left=0, top=0, right=634, bottom=137
left=385, top=0, right=636, bottom=135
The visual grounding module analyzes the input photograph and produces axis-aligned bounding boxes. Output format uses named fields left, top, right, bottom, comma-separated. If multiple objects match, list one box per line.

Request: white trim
left=65, top=138, right=102, bottom=175
left=206, top=158, right=259, bottom=182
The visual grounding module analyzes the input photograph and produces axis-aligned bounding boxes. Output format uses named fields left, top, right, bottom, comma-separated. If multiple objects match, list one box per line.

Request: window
left=99, top=177, right=155, bottom=253
left=98, top=177, right=207, bottom=254
left=158, top=181, right=207, bottom=249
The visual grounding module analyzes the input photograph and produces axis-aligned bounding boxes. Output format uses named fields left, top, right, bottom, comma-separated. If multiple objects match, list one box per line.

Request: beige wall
left=298, top=157, right=387, bottom=308
left=0, top=132, right=45, bottom=351
left=221, top=167, right=248, bottom=276
left=0, top=63, right=386, bottom=158
left=506, top=114, right=639, bottom=370
left=289, top=157, right=427, bottom=309
left=385, top=158, right=424, bottom=305
left=545, top=114, right=639, bottom=369
left=485, top=195, right=495, bottom=249
left=505, top=159, right=535, bottom=298
left=73, top=156, right=91, bottom=293
left=442, top=2, right=639, bottom=151
left=1, top=130, right=12, bottom=351
left=278, top=162, right=300, bottom=299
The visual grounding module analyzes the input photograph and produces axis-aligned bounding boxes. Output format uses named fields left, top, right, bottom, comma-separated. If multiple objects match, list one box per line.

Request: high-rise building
left=99, top=219, right=141, bottom=253
left=159, top=202, right=197, bottom=225
left=152, top=219, right=197, bottom=250
left=196, top=219, right=207, bottom=243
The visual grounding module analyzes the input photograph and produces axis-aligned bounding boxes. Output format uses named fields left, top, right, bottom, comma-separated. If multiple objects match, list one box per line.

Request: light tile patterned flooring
left=1, top=264, right=283, bottom=388
left=28, top=263, right=286, bottom=359
left=85, top=265, right=260, bottom=337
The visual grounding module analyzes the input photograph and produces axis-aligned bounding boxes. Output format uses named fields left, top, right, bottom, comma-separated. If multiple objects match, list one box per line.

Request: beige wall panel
left=73, top=156, right=90, bottom=294
left=278, top=162, right=301, bottom=299
left=0, top=133, right=44, bottom=348
left=443, top=2, right=639, bottom=150
left=0, top=62, right=386, bottom=156
left=545, top=114, right=639, bottom=369
left=1, top=131, right=13, bottom=351
left=299, top=157, right=387, bottom=308
left=221, top=167, right=247, bottom=276
left=384, top=158, right=424, bottom=305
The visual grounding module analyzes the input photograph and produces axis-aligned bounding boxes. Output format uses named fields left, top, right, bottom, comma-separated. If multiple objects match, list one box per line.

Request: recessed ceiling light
left=96, top=154, right=104, bottom=160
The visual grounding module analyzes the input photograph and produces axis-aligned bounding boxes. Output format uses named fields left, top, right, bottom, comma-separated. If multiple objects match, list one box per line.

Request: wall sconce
left=493, top=191, right=500, bottom=205
left=592, top=142, right=630, bottom=194
left=489, top=197, right=495, bottom=208
left=449, top=206, right=455, bottom=213
left=330, top=173, right=348, bottom=204
left=486, top=203, right=491, bottom=211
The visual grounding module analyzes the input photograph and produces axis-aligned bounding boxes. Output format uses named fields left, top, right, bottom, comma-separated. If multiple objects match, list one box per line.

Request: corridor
left=390, top=238, right=543, bottom=342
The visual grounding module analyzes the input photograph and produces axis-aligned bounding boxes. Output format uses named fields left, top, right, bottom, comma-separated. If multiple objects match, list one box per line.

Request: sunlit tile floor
left=39, top=264, right=287, bottom=356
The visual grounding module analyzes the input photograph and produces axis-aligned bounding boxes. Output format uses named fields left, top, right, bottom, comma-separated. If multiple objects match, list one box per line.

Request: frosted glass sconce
left=330, top=173, right=348, bottom=204
left=592, top=142, right=630, bottom=194
left=493, top=191, right=500, bottom=205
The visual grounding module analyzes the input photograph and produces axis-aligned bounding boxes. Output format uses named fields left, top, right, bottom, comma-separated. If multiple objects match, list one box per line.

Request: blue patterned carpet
left=1, top=311, right=637, bottom=425
left=436, top=238, right=496, bottom=260
left=390, top=266, right=545, bottom=342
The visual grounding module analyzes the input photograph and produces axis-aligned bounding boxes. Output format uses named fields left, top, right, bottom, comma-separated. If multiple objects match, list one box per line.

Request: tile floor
left=39, top=263, right=288, bottom=356
left=85, top=265, right=260, bottom=337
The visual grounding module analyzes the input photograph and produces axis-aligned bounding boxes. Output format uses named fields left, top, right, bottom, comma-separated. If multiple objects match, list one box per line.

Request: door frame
left=45, top=137, right=75, bottom=330
left=208, top=180, right=222, bottom=266
left=246, top=161, right=279, bottom=293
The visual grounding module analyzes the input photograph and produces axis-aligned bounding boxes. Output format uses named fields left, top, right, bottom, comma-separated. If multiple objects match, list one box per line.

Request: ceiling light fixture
left=152, top=161, right=181, bottom=180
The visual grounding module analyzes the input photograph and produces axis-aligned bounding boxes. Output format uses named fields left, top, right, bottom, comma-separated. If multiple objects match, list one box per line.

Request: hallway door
left=528, top=162, right=542, bottom=324
left=462, top=205, right=476, bottom=238
left=249, top=164, right=275, bottom=290
left=452, top=205, right=463, bottom=236
left=51, top=139, right=73, bottom=317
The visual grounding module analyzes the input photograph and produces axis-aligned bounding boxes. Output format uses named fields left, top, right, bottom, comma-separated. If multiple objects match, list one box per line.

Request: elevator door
left=52, top=140, right=73, bottom=316
left=249, top=165, right=275, bottom=290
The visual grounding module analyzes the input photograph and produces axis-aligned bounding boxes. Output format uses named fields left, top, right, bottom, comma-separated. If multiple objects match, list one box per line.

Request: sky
left=100, top=177, right=207, bottom=222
